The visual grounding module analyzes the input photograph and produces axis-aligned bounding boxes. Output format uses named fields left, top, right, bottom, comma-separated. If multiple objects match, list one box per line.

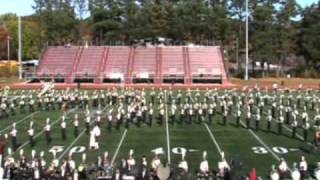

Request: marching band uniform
left=278, top=113, right=284, bottom=135
left=291, top=163, right=301, bottom=180
left=158, top=108, right=164, bottom=125
left=218, top=152, right=230, bottom=179
left=127, top=149, right=136, bottom=172
left=299, top=156, right=308, bottom=178
left=28, top=121, right=35, bottom=147
left=223, top=109, right=228, bottom=126
left=291, top=116, right=298, bottom=138
left=61, top=119, right=67, bottom=141
left=303, top=122, right=310, bottom=142
left=10, top=123, right=17, bottom=150
left=44, top=118, right=52, bottom=145
left=255, top=109, right=261, bottom=131
left=199, top=151, right=210, bottom=177
left=148, top=107, right=153, bottom=127
left=73, top=115, right=79, bottom=137
left=267, top=110, right=272, bottom=131
left=85, top=115, right=90, bottom=134
left=236, top=106, right=241, bottom=127
left=246, top=109, right=251, bottom=129
left=178, top=151, right=188, bottom=173
left=278, top=159, right=289, bottom=179
left=314, top=162, right=320, bottom=180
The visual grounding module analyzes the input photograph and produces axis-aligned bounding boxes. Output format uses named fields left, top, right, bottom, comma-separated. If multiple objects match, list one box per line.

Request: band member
left=218, top=152, right=230, bottom=179
left=291, top=163, right=301, bottom=180
left=270, top=165, right=279, bottom=180
left=271, top=102, right=276, bottom=119
left=299, top=156, right=308, bottom=178
left=315, top=130, right=320, bottom=147
left=10, top=123, right=17, bottom=150
left=180, top=107, right=185, bottom=125
left=127, top=149, right=136, bottom=172
left=85, top=115, right=90, bottom=135
left=255, top=109, right=261, bottom=131
left=158, top=108, right=164, bottom=125
left=178, top=150, right=188, bottom=173
left=278, top=113, right=284, bottom=135
left=199, top=151, right=210, bottom=176
left=147, top=106, right=153, bottom=127
left=278, top=158, right=289, bottom=179
left=28, top=121, right=35, bottom=147
left=137, top=109, right=142, bottom=127
left=151, top=152, right=161, bottom=171
left=303, top=121, right=310, bottom=142
left=188, top=105, right=193, bottom=124
left=223, top=109, right=228, bottom=126
left=291, top=117, right=298, bottom=138
left=20, top=98, right=26, bottom=113
left=267, top=110, right=272, bottom=131
left=0, top=134, right=7, bottom=165
left=246, top=107, right=251, bottom=129
left=44, top=118, right=52, bottom=145
left=285, top=106, right=291, bottom=124
left=116, top=112, right=121, bottom=130
left=29, top=97, right=35, bottom=112
left=314, top=162, right=320, bottom=180
left=61, top=118, right=67, bottom=141
left=89, top=124, right=101, bottom=150
left=170, top=105, right=176, bottom=125
left=73, top=114, right=79, bottom=137
left=107, top=112, right=113, bottom=131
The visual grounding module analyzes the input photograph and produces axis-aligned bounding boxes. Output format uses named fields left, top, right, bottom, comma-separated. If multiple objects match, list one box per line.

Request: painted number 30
left=252, top=146, right=289, bottom=155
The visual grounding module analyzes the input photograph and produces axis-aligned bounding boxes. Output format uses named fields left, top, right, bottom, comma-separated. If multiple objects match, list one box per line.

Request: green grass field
left=1, top=89, right=320, bottom=178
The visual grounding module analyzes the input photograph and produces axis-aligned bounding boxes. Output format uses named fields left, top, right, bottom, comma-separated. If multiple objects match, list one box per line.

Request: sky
left=0, top=0, right=319, bottom=16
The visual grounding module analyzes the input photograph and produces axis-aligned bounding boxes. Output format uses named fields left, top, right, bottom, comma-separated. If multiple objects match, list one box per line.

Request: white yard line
left=203, top=123, right=222, bottom=154
left=0, top=111, right=39, bottom=134
left=164, top=91, right=171, bottom=164
left=9, top=108, right=77, bottom=156
left=240, top=120, right=281, bottom=161
left=111, top=129, right=128, bottom=165
left=58, top=129, right=87, bottom=159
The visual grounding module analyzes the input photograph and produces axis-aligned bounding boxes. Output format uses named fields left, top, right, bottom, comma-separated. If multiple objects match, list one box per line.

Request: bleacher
left=73, top=46, right=105, bottom=82
left=36, top=46, right=80, bottom=81
left=102, top=46, right=131, bottom=83
left=132, top=47, right=157, bottom=83
left=34, top=45, right=228, bottom=84
left=188, top=46, right=226, bottom=83
left=161, top=47, right=185, bottom=83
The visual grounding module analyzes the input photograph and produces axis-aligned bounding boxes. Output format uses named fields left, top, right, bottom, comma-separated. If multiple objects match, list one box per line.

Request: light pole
left=7, top=35, right=10, bottom=61
left=244, top=0, right=249, bottom=80
left=18, top=16, right=22, bottom=79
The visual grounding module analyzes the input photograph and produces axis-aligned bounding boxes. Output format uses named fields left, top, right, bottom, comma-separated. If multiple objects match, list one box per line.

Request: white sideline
left=0, top=111, right=39, bottom=134
left=164, top=91, right=171, bottom=164
left=111, top=129, right=128, bottom=165
left=203, top=123, right=222, bottom=154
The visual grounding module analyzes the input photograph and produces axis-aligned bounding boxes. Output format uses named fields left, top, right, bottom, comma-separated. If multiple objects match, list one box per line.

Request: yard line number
left=252, top=146, right=292, bottom=155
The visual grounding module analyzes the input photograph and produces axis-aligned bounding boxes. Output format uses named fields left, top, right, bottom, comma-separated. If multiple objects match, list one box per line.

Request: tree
left=33, top=0, right=79, bottom=45
left=91, top=0, right=123, bottom=44
left=299, top=1, right=320, bottom=67
left=275, top=0, right=300, bottom=75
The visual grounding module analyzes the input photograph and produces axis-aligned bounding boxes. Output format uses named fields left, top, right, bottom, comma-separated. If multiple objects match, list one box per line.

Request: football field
left=1, top=89, right=320, bottom=178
